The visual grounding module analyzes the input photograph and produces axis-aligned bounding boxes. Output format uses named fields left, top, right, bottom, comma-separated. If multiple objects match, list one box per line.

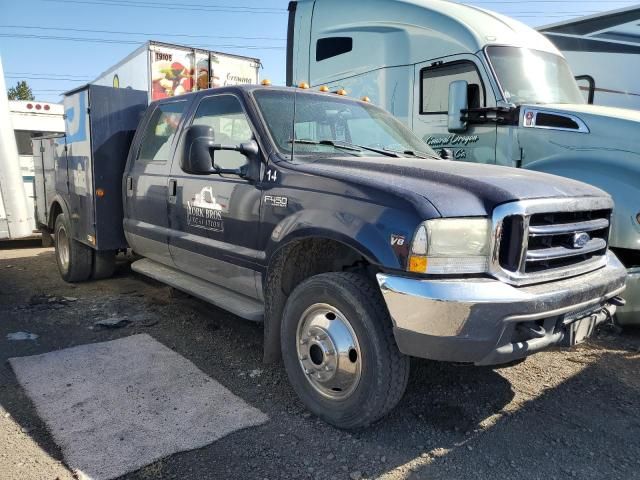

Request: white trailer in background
left=540, top=6, right=640, bottom=110
left=9, top=100, right=65, bottom=234
left=92, top=40, right=261, bottom=102
left=0, top=56, right=64, bottom=240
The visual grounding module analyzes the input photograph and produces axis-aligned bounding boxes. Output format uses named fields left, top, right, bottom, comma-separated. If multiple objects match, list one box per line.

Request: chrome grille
left=490, top=197, right=613, bottom=286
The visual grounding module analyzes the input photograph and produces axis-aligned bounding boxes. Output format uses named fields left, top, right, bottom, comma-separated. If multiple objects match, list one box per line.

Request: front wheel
left=54, top=213, right=92, bottom=282
left=281, top=272, right=410, bottom=429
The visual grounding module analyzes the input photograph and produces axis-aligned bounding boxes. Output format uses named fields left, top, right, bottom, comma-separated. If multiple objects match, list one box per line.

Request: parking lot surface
left=1, top=244, right=639, bottom=480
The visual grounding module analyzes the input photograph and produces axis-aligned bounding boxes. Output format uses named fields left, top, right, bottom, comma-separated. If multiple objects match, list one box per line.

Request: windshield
left=486, top=46, right=584, bottom=105
left=252, top=89, right=436, bottom=159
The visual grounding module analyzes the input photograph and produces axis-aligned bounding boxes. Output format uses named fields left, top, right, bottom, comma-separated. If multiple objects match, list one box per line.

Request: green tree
left=7, top=81, right=35, bottom=101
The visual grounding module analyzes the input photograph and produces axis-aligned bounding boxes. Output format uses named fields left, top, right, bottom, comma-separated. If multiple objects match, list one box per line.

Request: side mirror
left=181, top=125, right=259, bottom=177
left=575, top=75, right=595, bottom=104
left=448, top=80, right=469, bottom=133
left=181, top=125, right=216, bottom=175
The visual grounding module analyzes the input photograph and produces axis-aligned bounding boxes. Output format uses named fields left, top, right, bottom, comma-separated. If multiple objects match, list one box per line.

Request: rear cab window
left=137, top=101, right=188, bottom=163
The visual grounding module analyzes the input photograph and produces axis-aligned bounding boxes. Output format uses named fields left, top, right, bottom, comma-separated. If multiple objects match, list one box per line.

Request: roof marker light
left=261, top=79, right=272, bottom=86
left=26, top=103, right=33, bottom=109
left=35, top=104, right=42, bottom=110
left=361, top=96, right=371, bottom=102
left=44, top=104, right=50, bottom=111
left=298, top=82, right=310, bottom=89
left=319, top=85, right=330, bottom=92
left=336, top=88, right=347, bottom=96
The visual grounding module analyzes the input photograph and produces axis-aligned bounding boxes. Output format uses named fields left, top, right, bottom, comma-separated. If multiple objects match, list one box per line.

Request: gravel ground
left=1, top=243, right=639, bottom=480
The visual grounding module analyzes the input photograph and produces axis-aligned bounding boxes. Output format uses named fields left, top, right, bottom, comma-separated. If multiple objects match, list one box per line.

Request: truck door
left=167, top=93, right=262, bottom=299
left=412, top=57, right=497, bottom=164
left=123, top=99, right=189, bottom=266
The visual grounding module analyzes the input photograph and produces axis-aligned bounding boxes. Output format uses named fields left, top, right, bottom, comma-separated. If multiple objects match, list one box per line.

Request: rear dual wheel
left=54, top=213, right=116, bottom=282
left=281, top=272, right=410, bottom=429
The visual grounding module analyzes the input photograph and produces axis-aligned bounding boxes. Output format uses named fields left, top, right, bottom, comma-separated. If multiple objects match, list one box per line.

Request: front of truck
left=253, top=87, right=627, bottom=366
left=481, top=43, right=640, bottom=326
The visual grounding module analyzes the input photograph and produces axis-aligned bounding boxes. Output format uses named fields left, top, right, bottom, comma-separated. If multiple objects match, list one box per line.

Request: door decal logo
left=187, top=186, right=225, bottom=232
left=424, top=134, right=479, bottom=147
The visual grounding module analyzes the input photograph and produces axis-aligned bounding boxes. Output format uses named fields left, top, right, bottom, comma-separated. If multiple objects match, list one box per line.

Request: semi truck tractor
left=286, top=0, right=640, bottom=325
left=37, top=83, right=626, bottom=427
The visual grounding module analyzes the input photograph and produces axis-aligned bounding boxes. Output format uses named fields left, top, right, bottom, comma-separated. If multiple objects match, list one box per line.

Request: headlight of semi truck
left=408, top=218, right=491, bottom=274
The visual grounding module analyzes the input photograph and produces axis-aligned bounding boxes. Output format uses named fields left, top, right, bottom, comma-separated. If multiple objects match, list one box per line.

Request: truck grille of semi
left=491, top=199, right=612, bottom=286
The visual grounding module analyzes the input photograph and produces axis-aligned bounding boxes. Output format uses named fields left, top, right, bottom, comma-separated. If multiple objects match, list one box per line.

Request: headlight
left=408, top=218, right=491, bottom=274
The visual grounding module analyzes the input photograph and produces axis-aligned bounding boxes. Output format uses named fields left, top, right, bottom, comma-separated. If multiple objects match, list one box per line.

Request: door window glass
left=137, top=101, right=187, bottom=163
left=192, top=95, right=253, bottom=170
left=421, top=62, right=485, bottom=114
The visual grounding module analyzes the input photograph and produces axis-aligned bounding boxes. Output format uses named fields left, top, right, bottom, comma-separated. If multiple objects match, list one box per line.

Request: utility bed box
left=92, top=40, right=261, bottom=102
left=34, top=85, right=147, bottom=250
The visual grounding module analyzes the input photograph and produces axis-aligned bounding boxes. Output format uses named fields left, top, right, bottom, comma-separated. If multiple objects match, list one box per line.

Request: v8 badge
left=390, top=234, right=405, bottom=246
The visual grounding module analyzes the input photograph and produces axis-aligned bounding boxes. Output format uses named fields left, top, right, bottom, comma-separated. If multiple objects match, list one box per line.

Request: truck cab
left=287, top=0, right=640, bottom=325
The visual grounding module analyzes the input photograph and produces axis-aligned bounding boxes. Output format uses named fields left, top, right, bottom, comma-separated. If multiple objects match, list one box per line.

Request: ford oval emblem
left=572, top=232, right=591, bottom=249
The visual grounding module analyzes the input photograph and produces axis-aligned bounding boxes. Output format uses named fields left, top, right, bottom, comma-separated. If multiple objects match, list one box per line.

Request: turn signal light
left=96, top=188, right=105, bottom=198
left=298, top=82, right=310, bottom=89
left=408, top=255, right=428, bottom=273
left=261, top=79, right=272, bottom=86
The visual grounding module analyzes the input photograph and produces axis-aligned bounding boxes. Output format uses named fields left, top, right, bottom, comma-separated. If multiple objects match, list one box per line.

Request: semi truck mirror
left=448, top=80, right=469, bottom=133
left=575, top=75, right=595, bottom=104
left=181, top=125, right=216, bottom=175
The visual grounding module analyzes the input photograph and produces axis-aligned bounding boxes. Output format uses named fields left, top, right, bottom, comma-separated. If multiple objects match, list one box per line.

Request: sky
left=0, top=0, right=637, bottom=102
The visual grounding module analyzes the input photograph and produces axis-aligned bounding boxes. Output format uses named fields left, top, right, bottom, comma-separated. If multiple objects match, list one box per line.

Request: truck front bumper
left=615, top=267, right=640, bottom=326
left=377, top=252, right=627, bottom=366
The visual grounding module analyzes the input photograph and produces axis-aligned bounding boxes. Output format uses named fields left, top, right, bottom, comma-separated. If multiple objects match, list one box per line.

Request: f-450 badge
left=264, top=195, right=288, bottom=208
left=187, top=186, right=225, bottom=232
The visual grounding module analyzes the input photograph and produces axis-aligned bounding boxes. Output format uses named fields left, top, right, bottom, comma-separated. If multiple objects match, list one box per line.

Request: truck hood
left=524, top=103, right=640, bottom=156
left=295, top=157, right=607, bottom=217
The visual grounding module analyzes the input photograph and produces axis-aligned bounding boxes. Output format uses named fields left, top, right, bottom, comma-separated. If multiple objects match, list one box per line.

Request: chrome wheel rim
left=296, top=303, right=362, bottom=400
left=56, top=225, right=70, bottom=272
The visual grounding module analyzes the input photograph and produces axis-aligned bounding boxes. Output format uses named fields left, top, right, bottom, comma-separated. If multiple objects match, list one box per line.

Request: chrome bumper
left=616, top=267, right=640, bottom=326
left=377, top=252, right=627, bottom=366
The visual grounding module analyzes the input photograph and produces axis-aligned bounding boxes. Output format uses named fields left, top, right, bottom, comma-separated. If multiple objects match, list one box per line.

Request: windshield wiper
left=289, top=139, right=401, bottom=157
left=384, top=147, right=435, bottom=159
left=324, top=140, right=401, bottom=157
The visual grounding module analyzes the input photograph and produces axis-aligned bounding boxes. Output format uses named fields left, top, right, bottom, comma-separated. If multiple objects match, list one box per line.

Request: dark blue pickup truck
left=35, top=84, right=626, bottom=428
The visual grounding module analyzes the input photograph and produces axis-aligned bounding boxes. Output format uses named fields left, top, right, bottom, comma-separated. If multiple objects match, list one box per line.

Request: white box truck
left=92, top=40, right=261, bottom=102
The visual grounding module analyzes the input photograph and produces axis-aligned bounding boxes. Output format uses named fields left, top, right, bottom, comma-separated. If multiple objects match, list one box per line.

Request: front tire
left=281, top=272, right=410, bottom=429
left=54, top=213, right=92, bottom=282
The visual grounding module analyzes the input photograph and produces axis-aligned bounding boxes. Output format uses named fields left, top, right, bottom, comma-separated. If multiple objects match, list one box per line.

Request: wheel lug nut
left=300, top=355, right=308, bottom=361
left=299, top=338, right=308, bottom=345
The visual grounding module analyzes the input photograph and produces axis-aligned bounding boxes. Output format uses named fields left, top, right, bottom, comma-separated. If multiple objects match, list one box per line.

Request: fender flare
left=47, top=195, right=72, bottom=232
left=264, top=208, right=404, bottom=271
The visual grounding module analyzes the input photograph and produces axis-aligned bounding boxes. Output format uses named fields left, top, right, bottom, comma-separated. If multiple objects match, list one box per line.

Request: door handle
left=126, top=176, right=133, bottom=191
left=168, top=179, right=177, bottom=204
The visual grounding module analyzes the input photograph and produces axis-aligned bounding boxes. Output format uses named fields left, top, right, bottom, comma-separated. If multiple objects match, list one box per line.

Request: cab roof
left=297, top=0, right=560, bottom=67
